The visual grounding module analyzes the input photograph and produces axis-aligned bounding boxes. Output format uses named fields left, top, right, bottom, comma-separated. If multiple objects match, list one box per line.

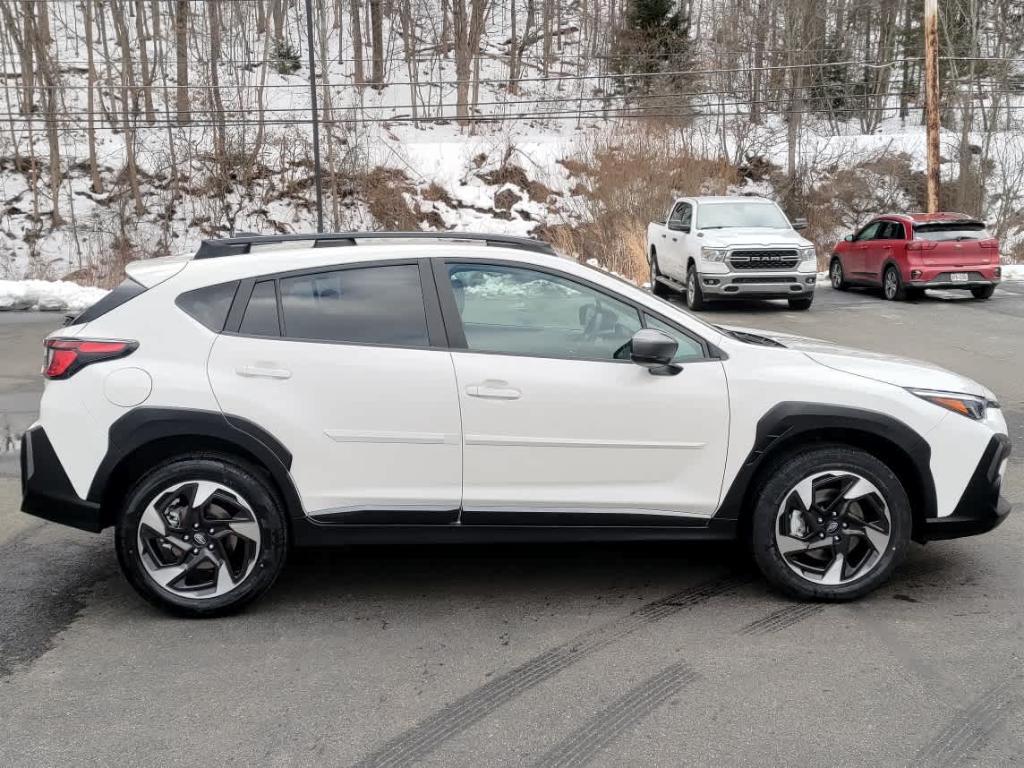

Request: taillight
left=907, top=241, right=937, bottom=251
left=979, top=239, right=999, bottom=249
left=43, top=339, right=137, bottom=380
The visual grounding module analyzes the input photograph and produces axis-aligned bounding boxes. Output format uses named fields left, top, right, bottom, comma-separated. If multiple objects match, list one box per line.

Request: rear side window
left=877, top=221, right=906, bottom=240
left=279, top=264, right=428, bottom=346
left=72, top=278, right=146, bottom=325
left=914, top=222, right=990, bottom=241
left=176, top=281, right=240, bottom=332
left=239, top=281, right=280, bottom=337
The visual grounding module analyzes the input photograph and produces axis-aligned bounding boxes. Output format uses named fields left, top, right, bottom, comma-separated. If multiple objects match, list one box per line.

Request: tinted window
left=75, top=278, right=147, bottom=325
left=448, top=264, right=641, bottom=361
left=175, top=281, right=239, bottom=332
left=239, top=281, right=280, bottom=337
left=914, top=222, right=990, bottom=241
left=854, top=222, right=881, bottom=241
left=644, top=314, right=705, bottom=362
left=669, top=203, right=692, bottom=228
left=280, top=264, right=428, bottom=346
left=874, top=221, right=903, bottom=240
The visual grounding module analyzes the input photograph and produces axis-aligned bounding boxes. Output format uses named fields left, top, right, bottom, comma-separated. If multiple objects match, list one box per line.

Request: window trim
left=435, top=257, right=715, bottom=365
left=223, top=258, right=448, bottom=350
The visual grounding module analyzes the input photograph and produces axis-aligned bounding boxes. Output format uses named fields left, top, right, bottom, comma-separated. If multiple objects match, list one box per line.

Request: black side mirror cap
left=844, top=234, right=854, bottom=242
left=792, top=217, right=809, bottom=231
left=630, top=329, right=682, bottom=376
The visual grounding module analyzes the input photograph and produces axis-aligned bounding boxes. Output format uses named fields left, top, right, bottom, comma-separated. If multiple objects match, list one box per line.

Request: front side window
left=448, top=264, right=641, bottom=361
left=644, top=314, right=705, bottom=362
left=669, top=203, right=692, bottom=229
left=279, top=264, right=429, bottom=346
left=854, top=222, right=881, bottom=241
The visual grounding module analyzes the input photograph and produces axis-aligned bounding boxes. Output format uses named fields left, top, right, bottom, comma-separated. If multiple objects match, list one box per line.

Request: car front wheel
left=115, top=454, right=288, bottom=617
left=686, top=266, right=706, bottom=311
left=750, top=445, right=911, bottom=601
left=971, top=285, right=995, bottom=300
left=830, top=258, right=848, bottom=290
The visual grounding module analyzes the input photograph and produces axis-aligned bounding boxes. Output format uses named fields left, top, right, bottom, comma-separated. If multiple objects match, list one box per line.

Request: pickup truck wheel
left=649, top=251, right=674, bottom=297
left=685, top=267, right=706, bottom=311
left=750, top=445, right=911, bottom=601
left=788, top=296, right=814, bottom=311
left=971, top=285, right=995, bottom=299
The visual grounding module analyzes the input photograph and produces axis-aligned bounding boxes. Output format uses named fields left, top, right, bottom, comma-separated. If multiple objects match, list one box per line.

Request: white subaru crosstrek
left=21, top=233, right=1011, bottom=616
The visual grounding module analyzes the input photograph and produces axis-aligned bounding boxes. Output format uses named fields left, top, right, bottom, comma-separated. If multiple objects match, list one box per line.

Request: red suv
left=830, top=213, right=1001, bottom=300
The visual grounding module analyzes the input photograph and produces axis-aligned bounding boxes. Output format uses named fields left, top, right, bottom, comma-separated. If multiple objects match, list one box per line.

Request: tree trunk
left=369, top=0, right=384, bottom=87
left=85, top=0, right=103, bottom=192
left=110, top=0, right=145, bottom=215
left=174, top=0, right=189, bottom=122
left=135, top=0, right=155, bottom=123
left=207, top=0, right=227, bottom=161
left=350, top=0, right=366, bottom=86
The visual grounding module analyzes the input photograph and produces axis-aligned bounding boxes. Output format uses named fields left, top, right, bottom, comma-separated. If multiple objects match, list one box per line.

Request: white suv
left=21, top=233, right=1012, bottom=616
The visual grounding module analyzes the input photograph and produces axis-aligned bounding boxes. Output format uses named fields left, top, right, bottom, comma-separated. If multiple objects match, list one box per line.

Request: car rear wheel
left=971, top=285, right=995, bottom=300
left=883, top=265, right=905, bottom=301
left=115, top=454, right=288, bottom=617
left=686, top=266, right=706, bottom=311
left=830, top=258, right=848, bottom=290
left=750, top=445, right=911, bottom=601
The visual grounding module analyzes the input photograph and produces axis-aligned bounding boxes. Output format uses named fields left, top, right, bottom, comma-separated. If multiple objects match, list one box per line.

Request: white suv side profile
left=21, top=233, right=1012, bottom=616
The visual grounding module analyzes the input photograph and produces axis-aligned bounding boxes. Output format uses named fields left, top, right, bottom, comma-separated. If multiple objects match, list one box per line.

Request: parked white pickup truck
left=646, top=196, right=818, bottom=311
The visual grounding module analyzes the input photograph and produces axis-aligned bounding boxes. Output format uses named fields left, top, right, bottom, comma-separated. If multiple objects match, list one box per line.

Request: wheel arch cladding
left=715, top=402, right=936, bottom=542
left=89, top=407, right=304, bottom=528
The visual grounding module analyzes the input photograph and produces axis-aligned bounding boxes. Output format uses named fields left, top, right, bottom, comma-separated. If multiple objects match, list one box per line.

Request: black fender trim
left=21, top=426, right=104, bottom=533
left=922, top=434, right=1012, bottom=541
left=714, top=402, right=936, bottom=526
left=88, top=407, right=304, bottom=521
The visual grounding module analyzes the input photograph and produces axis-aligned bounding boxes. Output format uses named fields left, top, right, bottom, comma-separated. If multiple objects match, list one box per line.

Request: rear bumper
left=20, top=426, right=103, bottom=533
left=699, top=272, right=817, bottom=299
left=919, top=434, right=1012, bottom=541
left=907, top=266, right=1001, bottom=289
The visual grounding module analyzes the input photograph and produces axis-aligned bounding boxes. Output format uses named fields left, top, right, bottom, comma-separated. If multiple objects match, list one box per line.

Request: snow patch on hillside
left=0, top=280, right=108, bottom=312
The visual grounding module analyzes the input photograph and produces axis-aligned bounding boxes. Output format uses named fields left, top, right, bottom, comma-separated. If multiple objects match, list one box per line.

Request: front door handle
left=466, top=381, right=521, bottom=400
left=236, top=365, right=292, bottom=380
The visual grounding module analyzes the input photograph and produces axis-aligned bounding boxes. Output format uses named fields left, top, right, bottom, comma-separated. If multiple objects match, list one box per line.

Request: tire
left=829, top=258, right=848, bottom=290
left=649, top=250, right=674, bottom=298
left=882, top=265, right=905, bottom=301
left=971, top=285, right=995, bottom=300
left=788, top=296, right=814, bottom=311
left=115, top=453, right=289, bottom=617
left=905, top=287, right=925, bottom=301
left=749, top=444, right=912, bottom=601
left=685, top=265, right=706, bottom=311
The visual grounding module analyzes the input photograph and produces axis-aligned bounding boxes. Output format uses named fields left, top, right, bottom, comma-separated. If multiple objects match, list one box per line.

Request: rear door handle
left=466, top=381, right=521, bottom=400
left=236, top=365, right=292, bottom=380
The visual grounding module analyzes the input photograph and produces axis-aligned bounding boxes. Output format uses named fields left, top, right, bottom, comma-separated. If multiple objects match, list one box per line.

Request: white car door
left=663, top=201, right=694, bottom=279
left=207, top=260, right=462, bottom=521
left=439, top=260, right=730, bottom=523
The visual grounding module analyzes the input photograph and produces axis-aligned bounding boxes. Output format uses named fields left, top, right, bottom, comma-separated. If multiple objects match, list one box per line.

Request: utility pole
left=924, top=0, right=941, bottom=213
left=304, top=0, right=325, bottom=233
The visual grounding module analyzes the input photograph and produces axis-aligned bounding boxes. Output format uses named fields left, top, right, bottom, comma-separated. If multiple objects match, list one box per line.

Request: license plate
left=951, top=273, right=969, bottom=282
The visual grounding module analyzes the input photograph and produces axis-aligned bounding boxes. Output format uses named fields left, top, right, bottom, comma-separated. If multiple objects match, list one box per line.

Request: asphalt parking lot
left=1, top=283, right=1022, bottom=767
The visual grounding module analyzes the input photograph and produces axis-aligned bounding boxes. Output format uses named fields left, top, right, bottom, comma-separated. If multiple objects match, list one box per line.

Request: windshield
left=914, top=222, right=990, bottom=241
left=697, top=202, right=791, bottom=230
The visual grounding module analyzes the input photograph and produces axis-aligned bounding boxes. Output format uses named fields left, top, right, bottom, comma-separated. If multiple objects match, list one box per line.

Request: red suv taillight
left=906, top=241, right=937, bottom=251
left=43, top=339, right=137, bottom=380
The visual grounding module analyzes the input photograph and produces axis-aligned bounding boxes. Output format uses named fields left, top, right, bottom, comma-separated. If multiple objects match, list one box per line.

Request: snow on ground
left=0, top=280, right=109, bottom=313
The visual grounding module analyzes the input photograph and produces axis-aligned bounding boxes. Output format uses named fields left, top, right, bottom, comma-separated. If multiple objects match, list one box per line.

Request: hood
left=699, top=228, right=811, bottom=248
left=717, top=325, right=993, bottom=398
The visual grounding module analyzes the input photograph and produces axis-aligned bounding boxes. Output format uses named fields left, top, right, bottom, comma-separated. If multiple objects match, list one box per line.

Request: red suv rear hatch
left=910, top=220, right=999, bottom=267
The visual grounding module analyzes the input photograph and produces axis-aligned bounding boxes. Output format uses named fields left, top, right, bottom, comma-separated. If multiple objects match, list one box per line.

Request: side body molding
left=714, top=401, right=937, bottom=526
left=88, top=407, right=305, bottom=520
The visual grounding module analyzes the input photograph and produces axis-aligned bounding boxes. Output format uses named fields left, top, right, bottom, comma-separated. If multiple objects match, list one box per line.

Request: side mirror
left=792, top=217, right=808, bottom=231
left=629, top=329, right=681, bottom=376
left=844, top=234, right=854, bottom=242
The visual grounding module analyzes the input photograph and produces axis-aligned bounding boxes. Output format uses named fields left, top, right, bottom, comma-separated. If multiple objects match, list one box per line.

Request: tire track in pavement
left=737, top=603, right=824, bottom=636
left=532, top=662, right=698, bottom=768
left=0, top=525, right=113, bottom=677
left=351, top=574, right=746, bottom=768
left=911, top=668, right=1024, bottom=767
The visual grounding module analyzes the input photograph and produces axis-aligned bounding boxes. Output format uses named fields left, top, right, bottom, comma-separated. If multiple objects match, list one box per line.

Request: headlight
left=908, top=388, right=995, bottom=420
left=799, top=246, right=816, bottom=262
left=702, top=247, right=729, bottom=262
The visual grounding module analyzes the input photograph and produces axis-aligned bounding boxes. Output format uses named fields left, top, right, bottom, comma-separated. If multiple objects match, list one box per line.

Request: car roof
left=873, top=212, right=979, bottom=224
left=687, top=195, right=774, bottom=204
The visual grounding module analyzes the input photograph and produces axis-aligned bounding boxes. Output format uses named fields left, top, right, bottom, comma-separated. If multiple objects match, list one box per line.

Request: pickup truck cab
left=647, top=196, right=818, bottom=311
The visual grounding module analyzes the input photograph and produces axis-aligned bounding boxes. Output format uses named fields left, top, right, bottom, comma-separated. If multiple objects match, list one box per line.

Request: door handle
left=661, top=234, right=666, bottom=238
left=671, top=237, right=678, bottom=242
left=236, top=365, right=292, bottom=380
left=466, top=381, right=521, bottom=400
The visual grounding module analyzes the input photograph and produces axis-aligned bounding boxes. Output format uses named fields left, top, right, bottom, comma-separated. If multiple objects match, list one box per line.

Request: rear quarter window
left=176, top=281, right=240, bottom=331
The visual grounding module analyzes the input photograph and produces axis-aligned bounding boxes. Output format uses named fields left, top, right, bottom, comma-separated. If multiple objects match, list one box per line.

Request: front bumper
left=20, top=426, right=103, bottom=533
left=699, top=272, right=817, bottom=299
left=920, top=434, right=1012, bottom=541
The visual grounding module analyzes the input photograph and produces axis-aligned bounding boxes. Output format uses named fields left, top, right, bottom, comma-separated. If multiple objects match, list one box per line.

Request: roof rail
left=194, top=231, right=555, bottom=259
